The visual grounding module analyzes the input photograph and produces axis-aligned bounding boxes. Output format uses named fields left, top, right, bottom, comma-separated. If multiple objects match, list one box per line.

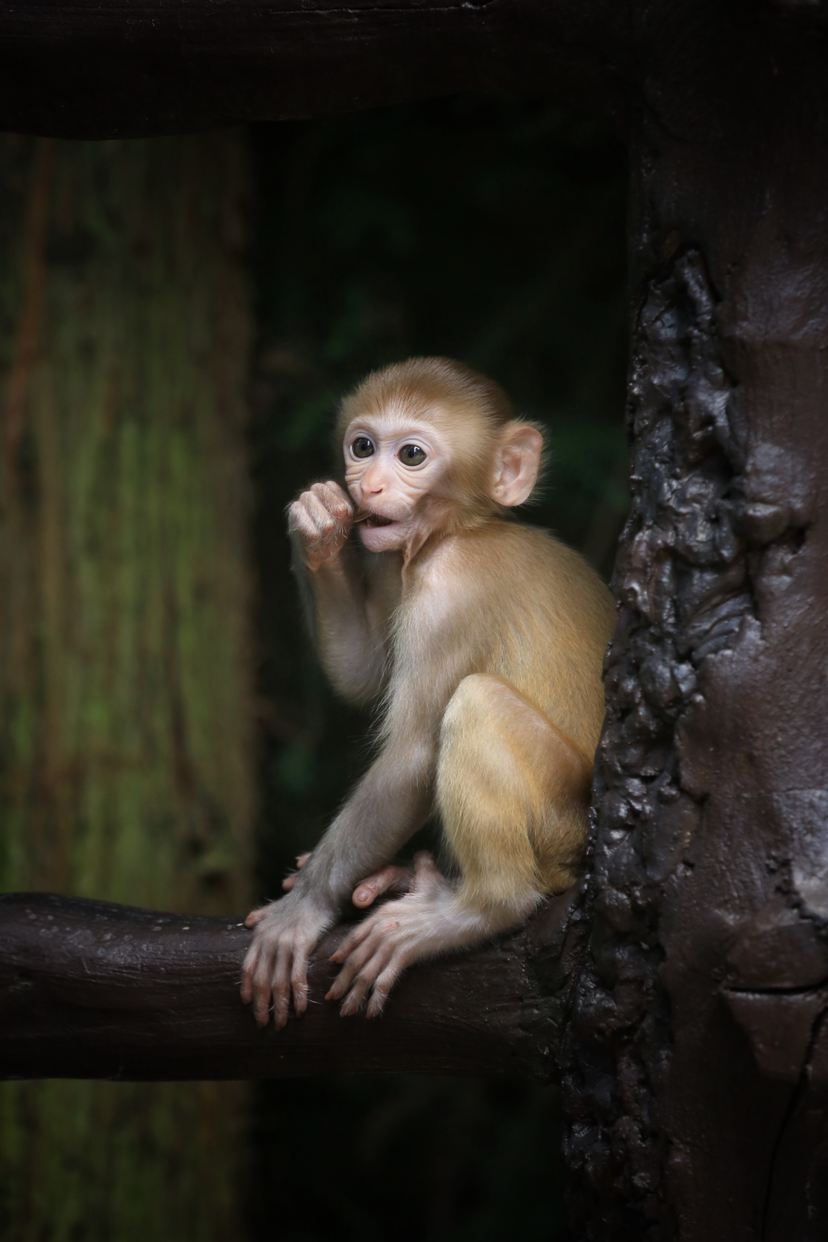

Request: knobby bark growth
left=2, top=3, right=828, bottom=1241
left=563, top=16, right=828, bottom=1239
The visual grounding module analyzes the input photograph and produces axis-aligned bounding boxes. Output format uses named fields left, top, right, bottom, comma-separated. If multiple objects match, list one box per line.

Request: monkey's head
left=338, top=357, right=545, bottom=555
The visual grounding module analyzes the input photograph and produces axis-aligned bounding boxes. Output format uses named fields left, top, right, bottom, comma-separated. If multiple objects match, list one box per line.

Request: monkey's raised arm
left=295, top=541, right=389, bottom=703
left=288, top=480, right=394, bottom=704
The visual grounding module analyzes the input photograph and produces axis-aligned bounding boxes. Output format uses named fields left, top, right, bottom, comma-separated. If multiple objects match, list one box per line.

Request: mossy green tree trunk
left=0, top=133, right=254, bottom=1242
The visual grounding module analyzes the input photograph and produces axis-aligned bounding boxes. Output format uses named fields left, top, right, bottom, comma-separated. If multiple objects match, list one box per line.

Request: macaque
left=241, top=357, right=614, bottom=1027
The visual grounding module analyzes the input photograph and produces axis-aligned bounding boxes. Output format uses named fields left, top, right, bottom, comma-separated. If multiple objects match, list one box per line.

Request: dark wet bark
left=563, top=10, right=828, bottom=1241
left=0, top=0, right=633, bottom=139
left=0, top=889, right=582, bottom=1083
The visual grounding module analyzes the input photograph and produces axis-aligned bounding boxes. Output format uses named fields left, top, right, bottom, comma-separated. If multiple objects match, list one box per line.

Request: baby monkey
left=241, top=357, right=614, bottom=1027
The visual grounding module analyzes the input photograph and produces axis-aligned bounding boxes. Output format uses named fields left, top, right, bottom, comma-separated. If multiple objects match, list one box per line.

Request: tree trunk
left=0, top=133, right=254, bottom=1242
left=0, top=1, right=630, bottom=138
left=564, top=14, right=828, bottom=1241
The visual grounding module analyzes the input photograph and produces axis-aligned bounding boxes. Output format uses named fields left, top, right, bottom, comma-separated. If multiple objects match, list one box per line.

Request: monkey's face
left=342, top=411, right=452, bottom=553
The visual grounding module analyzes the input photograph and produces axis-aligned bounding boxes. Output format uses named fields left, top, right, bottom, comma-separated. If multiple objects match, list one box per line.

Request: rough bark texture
left=0, top=134, right=255, bottom=1242
left=0, top=890, right=583, bottom=1083
left=563, top=9, right=828, bottom=1241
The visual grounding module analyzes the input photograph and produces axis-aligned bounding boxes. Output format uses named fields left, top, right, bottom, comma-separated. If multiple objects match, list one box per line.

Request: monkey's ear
left=490, top=423, right=544, bottom=507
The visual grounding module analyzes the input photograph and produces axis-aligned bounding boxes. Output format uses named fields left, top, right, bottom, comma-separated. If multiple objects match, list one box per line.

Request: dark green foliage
left=248, top=98, right=627, bottom=1242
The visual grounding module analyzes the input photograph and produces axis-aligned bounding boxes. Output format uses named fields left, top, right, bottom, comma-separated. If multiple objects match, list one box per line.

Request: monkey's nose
left=362, top=469, right=386, bottom=494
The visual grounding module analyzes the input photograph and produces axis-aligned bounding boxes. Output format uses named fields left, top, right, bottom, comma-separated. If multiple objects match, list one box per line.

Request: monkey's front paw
left=240, top=893, right=333, bottom=1030
left=327, top=853, right=446, bottom=1018
left=288, top=481, right=354, bottom=571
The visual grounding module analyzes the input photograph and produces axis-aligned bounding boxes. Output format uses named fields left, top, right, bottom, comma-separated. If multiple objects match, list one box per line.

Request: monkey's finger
left=365, top=957, right=410, bottom=1018
left=338, top=942, right=397, bottom=1016
left=269, top=948, right=293, bottom=1030
left=244, top=905, right=269, bottom=928
left=239, top=941, right=260, bottom=1004
left=329, top=915, right=381, bottom=962
left=333, top=921, right=397, bottom=1001
left=352, top=864, right=413, bottom=908
left=292, top=494, right=341, bottom=554
left=306, top=485, right=353, bottom=531
left=306, top=496, right=352, bottom=557
left=310, top=480, right=354, bottom=522
left=326, top=930, right=384, bottom=1000
left=290, top=944, right=311, bottom=1018
left=250, top=946, right=278, bottom=1026
left=291, top=494, right=351, bottom=569
left=303, top=491, right=340, bottom=539
left=287, top=499, right=324, bottom=542
left=308, top=479, right=345, bottom=502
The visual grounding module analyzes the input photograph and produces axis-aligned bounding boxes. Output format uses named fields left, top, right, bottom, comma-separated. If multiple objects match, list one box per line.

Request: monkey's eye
left=398, top=444, right=427, bottom=467
left=351, top=436, right=375, bottom=459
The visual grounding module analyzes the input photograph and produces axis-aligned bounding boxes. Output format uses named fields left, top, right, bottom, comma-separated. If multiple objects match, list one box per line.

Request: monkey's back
left=413, top=519, right=615, bottom=754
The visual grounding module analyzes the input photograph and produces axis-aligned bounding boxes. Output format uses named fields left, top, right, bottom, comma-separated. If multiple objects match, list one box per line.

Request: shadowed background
left=0, top=98, right=626, bottom=1242
left=247, top=98, right=626, bottom=1242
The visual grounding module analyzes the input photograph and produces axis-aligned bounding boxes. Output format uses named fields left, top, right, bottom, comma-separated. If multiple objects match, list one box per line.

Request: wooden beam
left=0, top=889, right=581, bottom=1081
left=0, top=0, right=633, bottom=139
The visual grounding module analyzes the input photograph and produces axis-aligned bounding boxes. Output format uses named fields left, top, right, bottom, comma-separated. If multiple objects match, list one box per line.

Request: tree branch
left=0, top=890, right=582, bottom=1082
left=0, top=0, right=633, bottom=139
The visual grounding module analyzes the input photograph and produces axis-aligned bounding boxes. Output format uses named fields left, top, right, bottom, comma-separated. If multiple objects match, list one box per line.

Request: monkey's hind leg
left=328, top=674, right=592, bottom=1018
left=437, top=673, right=593, bottom=917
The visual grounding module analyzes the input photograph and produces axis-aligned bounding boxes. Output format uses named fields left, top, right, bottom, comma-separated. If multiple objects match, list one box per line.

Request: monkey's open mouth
left=358, top=511, right=395, bottom=528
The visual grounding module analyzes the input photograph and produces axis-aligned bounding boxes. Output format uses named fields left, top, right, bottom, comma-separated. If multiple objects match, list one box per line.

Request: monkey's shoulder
left=428, top=519, right=606, bottom=589
left=408, top=520, right=613, bottom=634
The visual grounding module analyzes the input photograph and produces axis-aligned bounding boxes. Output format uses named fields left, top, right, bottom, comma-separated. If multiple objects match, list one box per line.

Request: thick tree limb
left=0, top=0, right=633, bottom=139
left=563, top=14, right=828, bottom=1240
left=0, top=890, right=582, bottom=1082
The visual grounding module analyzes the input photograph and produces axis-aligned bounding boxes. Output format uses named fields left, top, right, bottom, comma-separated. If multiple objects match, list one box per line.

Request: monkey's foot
left=327, top=853, right=495, bottom=1018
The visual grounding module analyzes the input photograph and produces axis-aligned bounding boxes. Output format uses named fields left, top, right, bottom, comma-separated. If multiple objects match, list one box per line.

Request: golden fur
left=383, top=518, right=613, bottom=909
left=242, top=357, right=615, bottom=1026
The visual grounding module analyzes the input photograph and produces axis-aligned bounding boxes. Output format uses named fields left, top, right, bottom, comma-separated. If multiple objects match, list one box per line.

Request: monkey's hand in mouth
left=287, top=479, right=354, bottom=572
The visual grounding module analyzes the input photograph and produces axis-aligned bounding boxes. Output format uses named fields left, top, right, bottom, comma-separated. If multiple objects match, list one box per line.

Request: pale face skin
left=343, top=411, right=451, bottom=559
